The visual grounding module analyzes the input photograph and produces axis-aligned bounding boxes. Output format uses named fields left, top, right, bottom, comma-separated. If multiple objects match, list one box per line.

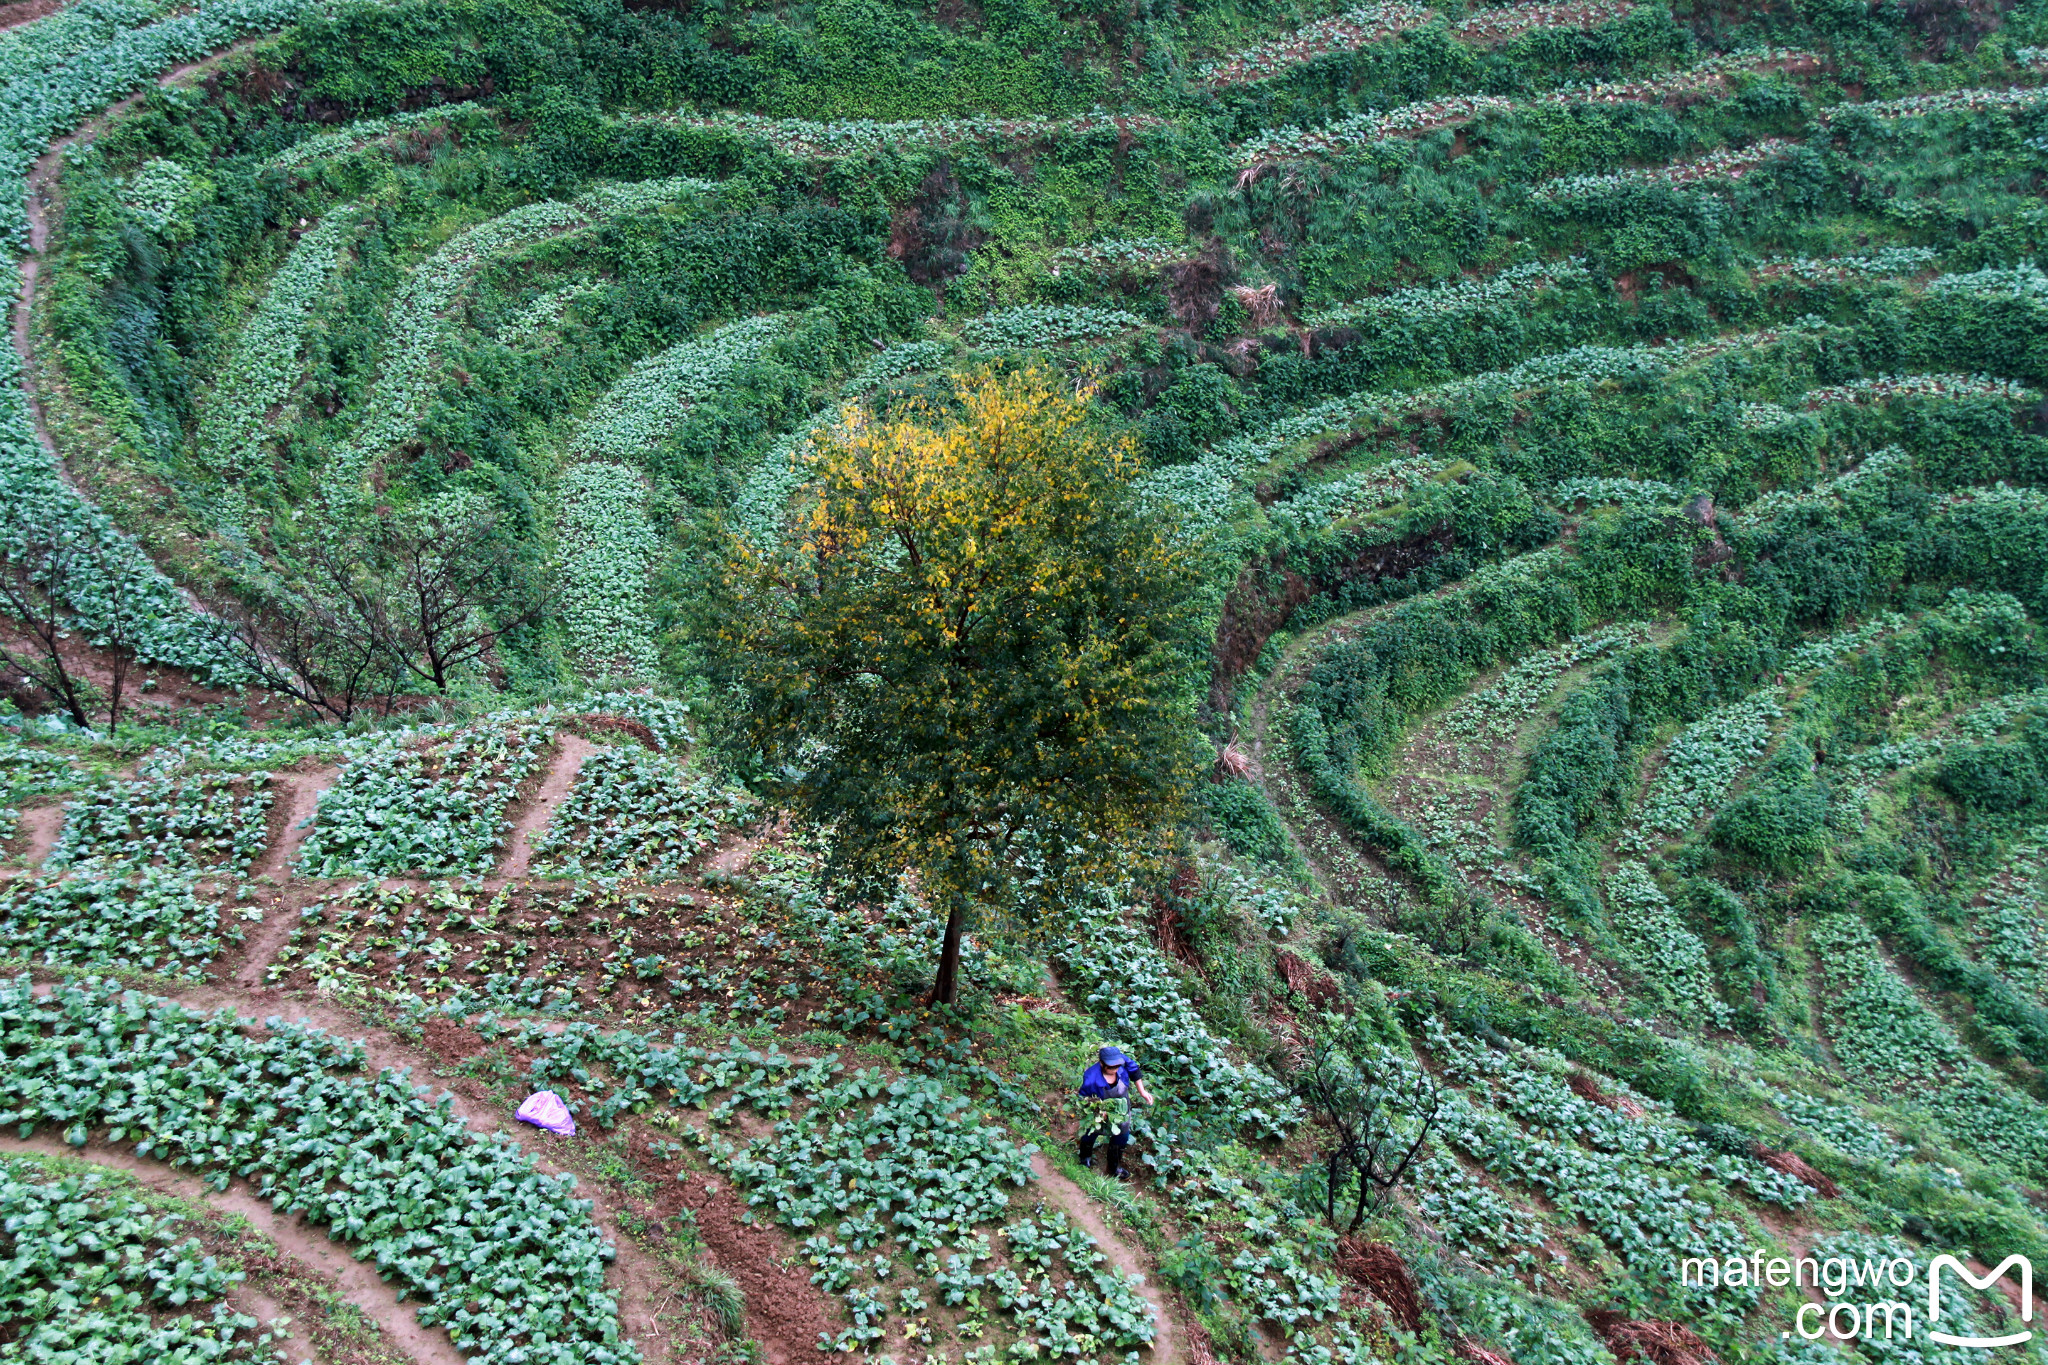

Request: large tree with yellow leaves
left=704, top=367, right=1208, bottom=1004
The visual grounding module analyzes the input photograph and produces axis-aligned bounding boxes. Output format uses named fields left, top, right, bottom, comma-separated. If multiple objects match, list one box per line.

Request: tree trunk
left=104, top=649, right=125, bottom=733
left=1348, top=1147, right=1370, bottom=1234
left=927, top=893, right=968, bottom=1006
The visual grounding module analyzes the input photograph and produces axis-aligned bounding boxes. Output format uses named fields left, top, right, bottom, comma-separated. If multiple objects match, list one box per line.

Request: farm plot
left=295, top=720, right=552, bottom=877
left=193, top=206, right=362, bottom=509
left=557, top=463, right=665, bottom=682
left=0, top=1156, right=282, bottom=1363
left=320, top=181, right=716, bottom=500
left=1197, top=0, right=1638, bottom=90
left=1967, top=828, right=2048, bottom=1004
left=1808, top=914, right=2048, bottom=1177
left=528, top=742, right=755, bottom=879
left=0, top=345, right=248, bottom=682
left=1376, top=623, right=1655, bottom=910
left=568, top=315, right=787, bottom=464
left=642, top=110, right=1166, bottom=160
left=0, top=977, right=638, bottom=1365
left=482, top=1016, right=1156, bottom=1364
left=269, top=850, right=919, bottom=1025
left=0, top=868, right=245, bottom=980
left=45, top=772, right=272, bottom=873
left=1421, top=1021, right=1812, bottom=1276
left=1615, top=690, right=1784, bottom=854
left=1195, top=4, right=1429, bottom=89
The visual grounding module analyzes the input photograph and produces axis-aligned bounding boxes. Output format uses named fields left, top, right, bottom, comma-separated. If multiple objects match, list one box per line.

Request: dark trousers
left=1078, top=1125, right=1130, bottom=1173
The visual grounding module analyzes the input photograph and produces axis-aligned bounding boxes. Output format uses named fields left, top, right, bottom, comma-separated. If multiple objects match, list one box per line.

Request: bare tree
left=378, top=498, right=550, bottom=693
left=203, top=531, right=408, bottom=724
left=1300, top=1039, right=1442, bottom=1234
left=203, top=495, right=547, bottom=715
left=207, top=584, right=403, bottom=723
left=0, top=526, right=142, bottom=731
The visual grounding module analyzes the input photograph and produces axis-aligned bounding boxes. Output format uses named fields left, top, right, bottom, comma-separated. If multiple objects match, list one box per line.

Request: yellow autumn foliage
left=703, top=366, right=1206, bottom=999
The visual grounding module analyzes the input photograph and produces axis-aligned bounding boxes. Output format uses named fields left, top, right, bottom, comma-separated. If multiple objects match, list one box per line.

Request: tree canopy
left=705, top=366, right=1208, bottom=1002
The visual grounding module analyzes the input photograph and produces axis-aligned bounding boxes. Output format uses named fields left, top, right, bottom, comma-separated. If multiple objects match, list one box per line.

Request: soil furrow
left=496, top=731, right=597, bottom=880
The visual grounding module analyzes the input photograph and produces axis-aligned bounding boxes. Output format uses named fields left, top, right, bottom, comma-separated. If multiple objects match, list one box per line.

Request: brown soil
left=0, top=0, right=63, bottom=32
left=1457, top=1339, right=1517, bottom=1365
left=1568, top=1071, right=1647, bottom=1118
left=226, top=878, right=340, bottom=989
left=14, top=803, right=62, bottom=868
left=1210, top=559, right=1318, bottom=717
left=1208, top=523, right=1453, bottom=720
left=560, top=712, right=662, bottom=748
left=223, top=1281, right=310, bottom=1364
left=1582, top=1311, right=1715, bottom=1365
left=256, top=761, right=340, bottom=880
left=707, top=826, right=767, bottom=875
left=0, top=615, right=303, bottom=728
left=1333, top=1238, right=1423, bottom=1334
left=666, top=1176, right=838, bottom=1365
left=497, top=732, right=598, bottom=880
left=1276, top=949, right=1338, bottom=1007
left=1751, top=1143, right=1840, bottom=1198
left=0, top=1130, right=465, bottom=1365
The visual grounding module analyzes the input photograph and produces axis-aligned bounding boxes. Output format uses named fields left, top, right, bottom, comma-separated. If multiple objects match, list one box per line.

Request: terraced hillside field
left=3, top=0, right=2048, bottom=1363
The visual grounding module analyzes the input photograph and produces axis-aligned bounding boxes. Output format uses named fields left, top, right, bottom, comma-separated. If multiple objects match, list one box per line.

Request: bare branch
left=0, top=528, right=102, bottom=729
left=1301, top=1039, right=1442, bottom=1233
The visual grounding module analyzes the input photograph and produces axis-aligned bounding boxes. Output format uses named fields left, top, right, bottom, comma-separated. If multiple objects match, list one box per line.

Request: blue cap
left=1098, top=1046, right=1130, bottom=1069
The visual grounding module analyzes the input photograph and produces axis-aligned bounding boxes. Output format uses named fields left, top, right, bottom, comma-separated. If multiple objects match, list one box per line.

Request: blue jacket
left=1077, top=1061, right=1143, bottom=1100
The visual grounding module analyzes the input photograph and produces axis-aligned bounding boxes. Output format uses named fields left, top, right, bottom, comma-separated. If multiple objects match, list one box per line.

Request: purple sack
left=515, top=1090, right=577, bottom=1136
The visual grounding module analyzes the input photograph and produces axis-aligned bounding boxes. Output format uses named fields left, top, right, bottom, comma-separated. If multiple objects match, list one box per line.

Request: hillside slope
left=4, top=0, right=2048, bottom=1362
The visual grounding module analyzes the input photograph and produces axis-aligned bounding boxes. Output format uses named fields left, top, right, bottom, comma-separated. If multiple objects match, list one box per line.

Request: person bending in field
left=1077, top=1045, right=1154, bottom=1181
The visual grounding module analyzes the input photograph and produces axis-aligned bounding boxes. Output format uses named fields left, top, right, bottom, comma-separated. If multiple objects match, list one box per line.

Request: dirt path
left=12, top=44, right=259, bottom=502
left=1029, top=1153, right=1180, bottom=1365
left=232, top=765, right=345, bottom=987
left=257, top=763, right=340, bottom=880
left=226, top=1281, right=310, bottom=1364
left=667, top=1174, right=838, bottom=1365
left=0, top=1130, right=460, bottom=1365
left=496, top=732, right=596, bottom=880
left=15, top=803, right=62, bottom=867
left=229, top=886, right=317, bottom=990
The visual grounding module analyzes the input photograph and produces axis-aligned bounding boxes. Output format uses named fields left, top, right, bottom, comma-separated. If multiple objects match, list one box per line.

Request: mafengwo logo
left=1928, top=1257, right=2034, bottom=1349
left=1679, top=1251, right=2034, bottom=1347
